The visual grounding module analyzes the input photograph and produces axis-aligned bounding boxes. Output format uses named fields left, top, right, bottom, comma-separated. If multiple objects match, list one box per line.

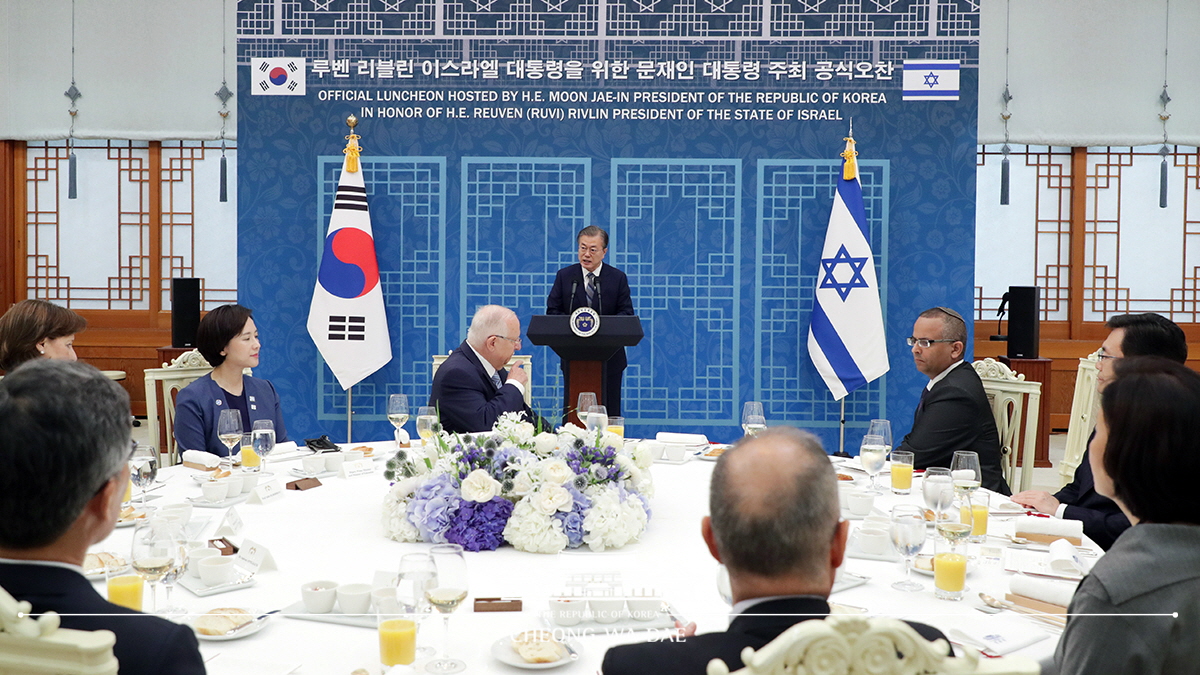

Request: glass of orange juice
left=240, top=433, right=261, bottom=471
left=379, top=613, right=419, bottom=667
left=967, top=491, right=989, bottom=543
left=105, top=559, right=143, bottom=611
left=606, top=417, right=625, bottom=438
left=890, top=450, right=914, bottom=494
left=933, top=537, right=968, bottom=601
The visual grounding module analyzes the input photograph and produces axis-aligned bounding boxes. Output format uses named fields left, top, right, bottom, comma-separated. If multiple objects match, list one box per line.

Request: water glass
left=859, top=434, right=887, bottom=495
left=252, top=419, right=275, bottom=472
left=585, top=405, right=608, bottom=433
left=890, top=505, right=926, bottom=592
left=950, top=450, right=982, bottom=494
left=416, top=407, right=438, bottom=447
left=923, top=467, right=954, bottom=519
left=741, top=401, right=766, bottom=437
left=129, top=446, right=158, bottom=507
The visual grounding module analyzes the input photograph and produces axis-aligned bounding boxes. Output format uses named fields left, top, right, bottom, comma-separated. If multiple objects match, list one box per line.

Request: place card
left=286, top=477, right=322, bottom=491
left=340, top=459, right=375, bottom=478
left=213, top=507, right=244, bottom=537
left=248, top=479, right=285, bottom=504
left=474, top=597, right=522, bottom=612
left=208, top=537, right=238, bottom=556
left=236, top=538, right=278, bottom=572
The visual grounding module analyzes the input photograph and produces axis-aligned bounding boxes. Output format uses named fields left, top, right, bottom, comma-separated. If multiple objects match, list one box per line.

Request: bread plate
left=189, top=607, right=270, bottom=641
left=491, top=632, right=580, bottom=670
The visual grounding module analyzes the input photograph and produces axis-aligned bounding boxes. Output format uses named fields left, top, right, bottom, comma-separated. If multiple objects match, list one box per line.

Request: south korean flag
left=251, top=58, right=307, bottom=96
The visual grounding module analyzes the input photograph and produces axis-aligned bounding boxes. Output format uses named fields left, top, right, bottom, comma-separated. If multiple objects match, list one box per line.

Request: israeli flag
left=902, top=60, right=960, bottom=101
left=807, top=137, right=889, bottom=400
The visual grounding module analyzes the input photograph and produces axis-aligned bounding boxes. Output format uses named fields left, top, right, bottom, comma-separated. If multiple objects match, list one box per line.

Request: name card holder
left=248, top=479, right=285, bottom=504
left=213, top=507, right=244, bottom=537
left=340, top=459, right=375, bottom=478
left=235, top=538, right=278, bottom=573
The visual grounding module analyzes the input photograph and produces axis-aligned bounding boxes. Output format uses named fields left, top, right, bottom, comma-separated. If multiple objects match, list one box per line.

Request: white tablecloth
left=95, top=445, right=1088, bottom=674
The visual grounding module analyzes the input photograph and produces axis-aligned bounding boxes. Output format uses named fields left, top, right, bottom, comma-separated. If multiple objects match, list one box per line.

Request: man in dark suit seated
left=0, top=360, right=205, bottom=675
left=895, top=306, right=1011, bottom=495
left=1013, top=313, right=1186, bottom=550
left=546, top=225, right=635, bottom=416
left=601, top=427, right=950, bottom=675
left=429, top=304, right=546, bottom=434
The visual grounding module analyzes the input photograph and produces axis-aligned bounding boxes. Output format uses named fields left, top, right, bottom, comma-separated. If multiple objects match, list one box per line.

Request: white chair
left=0, top=584, right=118, bottom=675
left=431, top=352, right=533, bottom=407
left=143, top=350, right=214, bottom=467
left=1059, top=351, right=1100, bottom=488
left=705, top=614, right=1037, bottom=675
left=973, top=358, right=1043, bottom=493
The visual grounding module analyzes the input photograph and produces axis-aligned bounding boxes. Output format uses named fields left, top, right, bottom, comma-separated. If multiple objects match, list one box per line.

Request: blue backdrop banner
left=236, top=0, right=979, bottom=452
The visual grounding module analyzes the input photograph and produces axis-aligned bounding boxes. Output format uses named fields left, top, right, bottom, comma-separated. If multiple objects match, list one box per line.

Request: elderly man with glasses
left=429, top=304, right=548, bottom=434
left=894, top=307, right=1011, bottom=495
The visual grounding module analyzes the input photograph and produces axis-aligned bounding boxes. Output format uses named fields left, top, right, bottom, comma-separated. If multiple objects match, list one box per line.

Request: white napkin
left=655, top=432, right=709, bottom=445
left=1048, top=539, right=1089, bottom=575
left=1016, top=515, right=1083, bottom=539
left=182, top=450, right=220, bottom=468
left=1010, top=574, right=1078, bottom=608
left=944, top=613, right=1050, bottom=655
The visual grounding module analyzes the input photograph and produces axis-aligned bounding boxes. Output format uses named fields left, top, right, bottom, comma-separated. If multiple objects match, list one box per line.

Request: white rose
left=600, top=432, right=624, bottom=451
left=532, top=485, right=573, bottom=515
left=503, top=499, right=568, bottom=554
left=632, top=443, right=654, bottom=469
left=460, top=468, right=501, bottom=503
left=532, top=432, right=559, bottom=457
left=540, top=458, right=575, bottom=485
left=511, top=470, right=535, bottom=497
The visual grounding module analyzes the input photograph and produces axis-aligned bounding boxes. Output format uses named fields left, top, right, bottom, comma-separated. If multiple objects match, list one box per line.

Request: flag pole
left=346, top=387, right=353, bottom=444
left=839, top=398, right=846, bottom=454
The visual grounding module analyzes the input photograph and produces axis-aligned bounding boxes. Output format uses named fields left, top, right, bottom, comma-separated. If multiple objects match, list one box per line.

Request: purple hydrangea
left=445, top=496, right=514, bottom=551
left=555, top=509, right=586, bottom=548
left=407, top=474, right=461, bottom=543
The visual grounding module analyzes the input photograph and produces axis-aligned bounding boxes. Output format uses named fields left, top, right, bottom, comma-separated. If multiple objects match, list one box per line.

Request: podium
left=527, top=315, right=643, bottom=425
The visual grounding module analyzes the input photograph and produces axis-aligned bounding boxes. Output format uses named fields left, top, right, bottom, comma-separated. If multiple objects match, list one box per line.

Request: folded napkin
left=1010, top=574, right=1078, bottom=608
left=182, top=450, right=220, bottom=469
left=944, top=613, right=1050, bottom=656
left=655, top=432, right=709, bottom=445
left=1047, top=539, right=1090, bottom=576
left=1016, top=515, right=1083, bottom=545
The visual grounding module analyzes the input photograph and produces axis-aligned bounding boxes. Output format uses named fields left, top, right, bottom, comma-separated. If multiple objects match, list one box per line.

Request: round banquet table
left=95, top=442, right=1089, bottom=674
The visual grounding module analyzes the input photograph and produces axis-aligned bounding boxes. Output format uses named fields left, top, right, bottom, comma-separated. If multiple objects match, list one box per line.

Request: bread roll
left=195, top=608, right=253, bottom=636
left=512, top=630, right=562, bottom=663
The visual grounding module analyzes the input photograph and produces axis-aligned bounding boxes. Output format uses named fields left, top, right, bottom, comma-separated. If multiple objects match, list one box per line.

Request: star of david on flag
left=306, top=134, right=392, bottom=390
left=807, top=135, right=889, bottom=400
left=902, top=59, right=960, bottom=101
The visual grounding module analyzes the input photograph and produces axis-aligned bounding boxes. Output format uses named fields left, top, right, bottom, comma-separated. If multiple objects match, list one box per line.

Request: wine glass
left=741, top=401, right=766, bottom=437
left=397, top=553, right=437, bottom=658
left=388, top=394, right=410, bottom=449
left=950, top=451, right=982, bottom=495
left=130, top=519, right=183, bottom=614
left=155, top=524, right=189, bottom=617
left=576, top=392, right=597, bottom=424
left=129, top=446, right=158, bottom=508
left=858, top=434, right=888, bottom=495
left=252, top=419, right=275, bottom=473
left=217, top=409, right=242, bottom=457
left=866, top=419, right=892, bottom=456
left=923, top=467, right=954, bottom=521
left=890, top=505, right=926, bottom=592
left=425, top=544, right=469, bottom=674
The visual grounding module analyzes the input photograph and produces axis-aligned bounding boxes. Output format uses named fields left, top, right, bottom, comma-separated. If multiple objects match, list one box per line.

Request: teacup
left=187, top=547, right=221, bottom=578
left=159, top=503, right=192, bottom=525
left=197, top=556, right=237, bottom=587
left=588, top=597, right=625, bottom=624
left=301, top=580, right=339, bottom=614
left=343, top=449, right=365, bottom=463
left=324, top=452, right=345, bottom=473
left=846, top=490, right=875, bottom=517
left=626, top=597, right=661, bottom=621
left=372, top=587, right=401, bottom=614
left=302, top=455, right=326, bottom=476
left=856, top=527, right=890, bottom=556
left=549, top=597, right=586, bottom=627
left=201, top=480, right=228, bottom=503
left=337, top=583, right=373, bottom=615
left=642, top=442, right=665, bottom=461
left=862, top=515, right=891, bottom=531
left=239, top=471, right=260, bottom=494
left=223, top=474, right=244, bottom=496
left=664, top=445, right=687, bottom=462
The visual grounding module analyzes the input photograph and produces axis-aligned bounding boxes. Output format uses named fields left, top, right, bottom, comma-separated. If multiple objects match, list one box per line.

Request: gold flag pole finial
left=840, top=120, right=859, bottom=181
left=344, top=115, right=362, bottom=173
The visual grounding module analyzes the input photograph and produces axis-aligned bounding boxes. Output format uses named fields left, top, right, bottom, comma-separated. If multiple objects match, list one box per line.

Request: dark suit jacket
left=0, top=562, right=205, bottom=675
left=428, top=340, right=544, bottom=434
left=1054, top=449, right=1130, bottom=550
left=897, top=361, right=1011, bottom=495
left=546, top=263, right=635, bottom=370
left=601, top=597, right=949, bottom=675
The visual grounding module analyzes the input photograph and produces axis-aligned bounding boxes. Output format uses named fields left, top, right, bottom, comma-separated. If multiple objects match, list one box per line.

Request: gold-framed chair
left=705, top=614, right=1037, bottom=675
left=972, top=358, right=1043, bottom=493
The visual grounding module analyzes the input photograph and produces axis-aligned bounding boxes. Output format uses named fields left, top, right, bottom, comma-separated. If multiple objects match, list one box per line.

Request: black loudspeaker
left=171, top=278, right=201, bottom=348
left=1006, top=285, right=1040, bottom=359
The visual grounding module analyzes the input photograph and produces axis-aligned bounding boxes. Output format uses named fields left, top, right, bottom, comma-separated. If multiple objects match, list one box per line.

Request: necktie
left=586, top=272, right=596, bottom=307
left=491, top=373, right=503, bottom=390
left=915, top=385, right=931, bottom=418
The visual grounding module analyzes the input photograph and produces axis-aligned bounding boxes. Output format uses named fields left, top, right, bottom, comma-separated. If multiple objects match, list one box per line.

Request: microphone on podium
left=568, top=280, right=578, bottom=313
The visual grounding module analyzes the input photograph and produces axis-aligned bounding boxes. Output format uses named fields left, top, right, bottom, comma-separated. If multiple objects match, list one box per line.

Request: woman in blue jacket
left=174, top=304, right=288, bottom=456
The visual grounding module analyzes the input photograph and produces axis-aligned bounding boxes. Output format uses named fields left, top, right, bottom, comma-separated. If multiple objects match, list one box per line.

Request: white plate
left=186, top=494, right=251, bottom=509
left=287, top=467, right=338, bottom=480
left=491, top=634, right=580, bottom=670
left=190, top=607, right=270, bottom=641
left=192, top=470, right=275, bottom=484
left=114, top=509, right=154, bottom=528
left=178, top=572, right=257, bottom=597
left=279, top=600, right=376, bottom=629
left=911, top=554, right=977, bottom=577
left=83, top=553, right=127, bottom=578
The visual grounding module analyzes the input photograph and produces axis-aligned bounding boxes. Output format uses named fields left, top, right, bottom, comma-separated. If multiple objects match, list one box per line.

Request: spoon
left=979, top=593, right=1066, bottom=628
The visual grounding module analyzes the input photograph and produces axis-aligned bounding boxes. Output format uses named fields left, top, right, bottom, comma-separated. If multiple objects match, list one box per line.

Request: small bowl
left=626, top=597, right=661, bottom=621
left=301, top=580, right=339, bottom=613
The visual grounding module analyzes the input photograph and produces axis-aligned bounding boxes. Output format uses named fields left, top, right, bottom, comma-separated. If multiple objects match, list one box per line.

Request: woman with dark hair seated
left=1050, top=356, right=1200, bottom=675
left=174, top=304, right=289, bottom=456
left=0, top=299, right=87, bottom=373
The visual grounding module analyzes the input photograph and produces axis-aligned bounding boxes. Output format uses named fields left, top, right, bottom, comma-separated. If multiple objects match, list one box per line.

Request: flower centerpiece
left=382, top=412, right=655, bottom=553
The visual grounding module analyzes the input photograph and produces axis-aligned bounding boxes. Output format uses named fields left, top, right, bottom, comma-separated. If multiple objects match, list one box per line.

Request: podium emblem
left=570, top=307, right=600, bottom=337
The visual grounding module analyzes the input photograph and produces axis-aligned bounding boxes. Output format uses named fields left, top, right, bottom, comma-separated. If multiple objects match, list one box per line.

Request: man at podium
left=546, top=226, right=635, bottom=416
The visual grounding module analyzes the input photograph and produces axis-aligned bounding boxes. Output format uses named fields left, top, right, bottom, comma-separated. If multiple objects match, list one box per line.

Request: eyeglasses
left=1096, top=349, right=1120, bottom=362
left=490, top=335, right=522, bottom=349
left=906, top=337, right=958, bottom=348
